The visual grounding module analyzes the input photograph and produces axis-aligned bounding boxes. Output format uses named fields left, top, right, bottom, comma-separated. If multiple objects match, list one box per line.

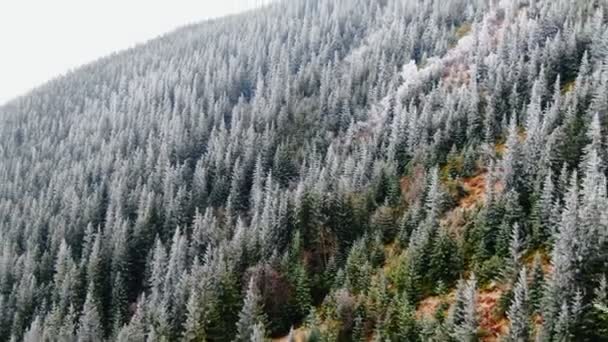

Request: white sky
left=0, top=0, right=270, bottom=105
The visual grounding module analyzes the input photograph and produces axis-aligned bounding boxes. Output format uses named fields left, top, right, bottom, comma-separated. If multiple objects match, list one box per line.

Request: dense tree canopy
left=0, top=0, right=607, bottom=340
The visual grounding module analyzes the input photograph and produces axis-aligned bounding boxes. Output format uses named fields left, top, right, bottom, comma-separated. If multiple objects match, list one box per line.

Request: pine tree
left=532, top=170, right=555, bottom=247
left=22, top=316, right=43, bottom=342
left=502, top=115, right=521, bottom=192
left=344, top=239, right=372, bottom=294
left=429, top=227, right=462, bottom=289
left=529, top=254, right=545, bottom=314
left=236, top=277, right=266, bottom=341
left=447, top=274, right=478, bottom=342
left=122, top=294, right=147, bottom=342
left=552, top=172, right=580, bottom=299
left=425, top=166, right=446, bottom=225
left=579, top=114, right=607, bottom=278
left=367, top=273, right=389, bottom=326
left=183, top=286, right=204, bottom=342
left=251, top=322, right=266, bottom=342
left=77, top=283, right=104, bottom=342
left=292, top=262, right=312, bottom=322
left=553, top=302, right=572, bottom=341
left=540, top=171, right=583, bottom=339
left=588, top=275, right=608, bottom=339
left=395, top=293, right=419, bottom=341
left=506, top=267, right=530, bottom=342
left=504, top=223, right=523, bottom=282
left=111, top=271, right=128, bottom=335
left=57, top=305, right=77, bottom=342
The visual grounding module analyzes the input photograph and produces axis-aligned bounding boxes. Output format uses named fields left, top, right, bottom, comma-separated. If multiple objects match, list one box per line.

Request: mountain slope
left=1, top=0, right=608, bottom=341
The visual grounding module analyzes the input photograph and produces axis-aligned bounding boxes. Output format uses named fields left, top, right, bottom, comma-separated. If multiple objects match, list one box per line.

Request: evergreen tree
left=236, top=277, right=266, bottom=341
left=77, top=283, right=104, bottom=342
left=529, top=254, right=545, bottom=314
left=532, top=170, right=555, bottom=247
left=504, top=223, right=523, bottom=282
left=506, top=267, right=530, bottom=342
left=110, top=271, right=128, bottom=335
left=447, top=275, right=478, bottom=342
left=292, top=262, right=312, bottom=323
left=502, top=115, right=522, bottom=192
left=251, top=322, right=266, bottom=342
left=183, top=286, right=205, bottom=342
left=122, top=294, right=147, bottom=342
left=429, top=227, right=462, bottom=289
left=395, top=292, right=419, bottom=341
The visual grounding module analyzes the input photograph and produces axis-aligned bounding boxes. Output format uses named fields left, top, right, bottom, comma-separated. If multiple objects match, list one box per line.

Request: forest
left=0, top=0, right=607, bottom=341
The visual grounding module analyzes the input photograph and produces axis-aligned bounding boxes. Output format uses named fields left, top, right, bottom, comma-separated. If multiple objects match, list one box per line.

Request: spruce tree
left=122, top=294, right=147, bottom=342
left=77, top=283, right=104, bottom=342
left=504, top=223, right=523, bottom=282
left=292, top=262, right=312, bottom=323
left=447, top=275, right=478, bottom=342
left=429, top=227, right=462, bottom=289
left=236, top=277, right=266, bottom=341
left=395, top=292, right=419, bottom=341
left=506, top=267, right=530, bottom=342
left=529, top=254, right=545, bottom=314
left=183, top=287, right=204, bottom=342
left=251, top=322, right=266, bottom=342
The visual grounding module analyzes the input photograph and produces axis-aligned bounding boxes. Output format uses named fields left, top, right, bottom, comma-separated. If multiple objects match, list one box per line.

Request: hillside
left=0, top=0, right=607, bottom=341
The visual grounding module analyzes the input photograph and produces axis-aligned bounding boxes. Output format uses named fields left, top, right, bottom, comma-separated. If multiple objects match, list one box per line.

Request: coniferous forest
left=1, top=0, right=608, bottom=341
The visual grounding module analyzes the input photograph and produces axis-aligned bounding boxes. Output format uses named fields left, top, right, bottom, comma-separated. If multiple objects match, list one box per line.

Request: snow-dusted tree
left=251, top=322, right=266, bottom=342
left=22, top=316, right=43, bottom=342
left=552, top=172, right=580, bottom=297
left=120, top=294, right=147, bottom=342
left=504, top=223, right=523, bottom=282
left=447, top=274, right=478, bottom=341
left=76, top=283, right=103, bottom=342
left=502, top=115, right=522, bottom=192
left=183, top=286, right=204, bottom=342
left=532, top=170, right=556, bottom=246
left=553, top=302, right=572, bottom=341
left=236, top=277, right=266, bottom=341
left=506, top=267, right=530, bottom=342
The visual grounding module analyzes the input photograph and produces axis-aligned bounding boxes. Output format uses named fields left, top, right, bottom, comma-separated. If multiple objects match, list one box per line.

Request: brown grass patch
left=416, top=292, right=455, bottom=319
left=478, top=286, right=508, bottom=341
left=416, top=285, right=508, bottom=341
left=460, top=173, right=487, bottom=209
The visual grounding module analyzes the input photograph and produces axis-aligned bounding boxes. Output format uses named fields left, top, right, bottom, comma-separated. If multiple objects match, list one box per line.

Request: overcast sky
left=0, top=0, right=270, bottom=105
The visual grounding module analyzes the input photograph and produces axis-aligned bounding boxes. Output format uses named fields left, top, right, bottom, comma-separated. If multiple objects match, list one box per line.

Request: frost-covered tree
left=236, top=277, right=266, bottom=341
left=76, top=284, right=103, bottom=342
left=506, top=267, right=530, bottom=342
left=447, top=274, right=478, bottom=342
